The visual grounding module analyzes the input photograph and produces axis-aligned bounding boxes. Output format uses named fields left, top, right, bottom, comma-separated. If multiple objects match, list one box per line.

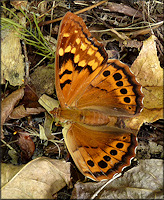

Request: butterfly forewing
left=55, top=12, right=108, bottom=107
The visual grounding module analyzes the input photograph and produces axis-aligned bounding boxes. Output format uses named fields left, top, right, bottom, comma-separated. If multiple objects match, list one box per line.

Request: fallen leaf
left=137, top=119, right=164, bottom=159
left=2, top=85, right=45, bottom=123
left=18, top=132, right=35, bottom=162
left=19, top=84, right=42, bottom=108
left=9, top=105, right=45, bottom=119
left=8, top=149, right=19, bottom=165
left=71, top=159, right=163, bottom=199
left=125, top=35, right=163, bottom=130
left=1, top=88, right=25, bottom=126
left=131, top=35, right=163, bottom=87
left=1, top=157, right=71, bottom=199
left=43, top=112, right=55, bottom=140
left=1, top=163, right=25, bottom=187
left=39, top=124, right=48, bottom=140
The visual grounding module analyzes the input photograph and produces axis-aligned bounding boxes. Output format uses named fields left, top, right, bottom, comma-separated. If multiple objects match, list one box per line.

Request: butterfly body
left=52, top=12, right=144, bottom=181
left=53, top=107, right=111, bottom=126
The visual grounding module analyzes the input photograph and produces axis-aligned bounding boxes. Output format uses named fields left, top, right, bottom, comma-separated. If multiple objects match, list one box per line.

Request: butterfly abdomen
left=54, top=107, right=111, bottom=126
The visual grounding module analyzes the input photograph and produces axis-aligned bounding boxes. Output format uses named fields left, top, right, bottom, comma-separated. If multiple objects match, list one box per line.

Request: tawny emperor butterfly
left=51, top=12, right=144, bottom=181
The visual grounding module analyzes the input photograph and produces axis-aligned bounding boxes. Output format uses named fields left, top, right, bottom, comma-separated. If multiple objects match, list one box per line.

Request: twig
left=38, top=0, right=108, bottom=26
left=22, top=40, right=30, bottom=82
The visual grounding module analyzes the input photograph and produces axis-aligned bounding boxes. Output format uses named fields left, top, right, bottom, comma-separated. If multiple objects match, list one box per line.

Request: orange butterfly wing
left=54, top=12, right=144, bottom=181
left=55, top=12, right=108, bottom=108
left=63, top=123, right=137, bottom=181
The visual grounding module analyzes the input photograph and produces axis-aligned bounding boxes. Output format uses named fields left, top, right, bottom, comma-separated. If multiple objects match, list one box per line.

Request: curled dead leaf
left=9, top=105, right=45, bottom=119
left=1, top=88, right=25, bottom=126
left=1, top=163, right=25, bottom=187
left=38, top=94, right=59, bottom=114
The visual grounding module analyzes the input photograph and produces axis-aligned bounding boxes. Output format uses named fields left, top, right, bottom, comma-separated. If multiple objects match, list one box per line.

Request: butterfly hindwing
left=63, top=123, right=137, bottom=181
left=76, top=59, right=144, bottom=116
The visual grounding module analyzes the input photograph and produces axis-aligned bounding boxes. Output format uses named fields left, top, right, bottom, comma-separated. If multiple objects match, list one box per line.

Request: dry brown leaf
left=125, top=35, right=163, bottom=130
left=131, top=35, right=163, bottom=87
left=1, top=87, right=25, bottom=126
left=18, top=132, right=35, bottom=162
left=71, top=159, right=163, bottom=199
left=9, top=104, right=45, bottom=119
left=105, top=2, right=142, bottom=18
left=1, top=29, right=25, bottom=86
left=137, top=119, right=163, bottom=159
left=1, top=163, right=25, bottom=187
left=1, top=85, right=45, bottom=123
left=19, top=84, right=43, bottom=108
left=1, top=157, right=71, bottom=199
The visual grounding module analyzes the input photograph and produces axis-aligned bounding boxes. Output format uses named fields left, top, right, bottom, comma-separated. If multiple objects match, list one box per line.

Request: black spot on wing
left=109, top=61, right=143, bottom=114
left=87, top=160, right=94, bottom=167
left=113, top=73, right=122, bottom=81
left=124, top=97, right=131, bottom=103
left=98, top=160, right=108, bottom=168
left=116, top=81, right=123, bottom=86
left=116, top=143, right=124, bottom=148
left=120, top=88, right=127, bottom=94
left=84, top=134, right=137, bottom=180
left=103, top=70, right=110, bottom=77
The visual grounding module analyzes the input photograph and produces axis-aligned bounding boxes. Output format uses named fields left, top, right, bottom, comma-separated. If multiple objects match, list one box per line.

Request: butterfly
left=51, top=12, right=144, bottom=181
